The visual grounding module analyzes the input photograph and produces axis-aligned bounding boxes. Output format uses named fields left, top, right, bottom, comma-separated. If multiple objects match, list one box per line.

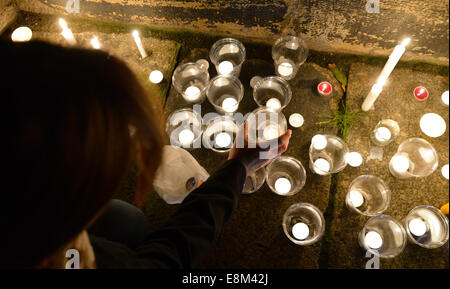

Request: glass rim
left=209, top=37, right=246, bottom=65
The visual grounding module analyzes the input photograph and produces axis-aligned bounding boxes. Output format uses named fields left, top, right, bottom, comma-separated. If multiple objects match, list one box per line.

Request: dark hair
left=0, top=40, right=164, bottom=268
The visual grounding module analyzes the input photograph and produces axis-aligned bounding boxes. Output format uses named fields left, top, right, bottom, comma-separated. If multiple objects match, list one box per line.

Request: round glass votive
left=246, top=106, right=287, bottom=143
left=165, top=108, right=203, bottom=148
left=370, top=119, right=400, bottom=146
left=206, top=75, right=244, bottom=114
left=209, top=38, right=246, bottom=77
left=272, top=35, right=308, bottom=80
left=202, top=115, right=238, bottom=153
left=251, top=76, right=292, bottom=111
left=389, top=138, right=438, bottom=179
left=265, top=156, right=306, bottom=196
left=359, top=215, right=407, bottom=258
left=242, top=167, right=266, bottom=194
left=403, top=206, right=449, bottom=249
left=309, top=134, right=349, bottom=176
left=345, top=175, right=390, bottom=216
left=172, top=60, right=210, bottom=104
left=282, top=203, right=325, bottom=245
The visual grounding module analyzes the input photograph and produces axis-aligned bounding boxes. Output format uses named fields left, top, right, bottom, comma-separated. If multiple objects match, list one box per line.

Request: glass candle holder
left=359, top=215, right=407, bottom=258
left=309, top=134, right=349, bottom=176
left=172, top=59, right=210, bottom=104
left=202, top=115, right=237, bottom=153
left=272, top=35, right=308, bottom=80
left=165, top=108, right=203, bottom=148
left=370, top=119, right=400, bottom=146
left=250, top=76, right=292, bottom=111
left=266, top=156, right=307, bottom=196
left=209, top=38, right=246, bottom=77
left=345, top=175, right=390, bottom=216
left=206, top=75, right=244, bottom=114
left=389, top=138, right=438, bottom=179
left=246, top=107, right=287, bottom=143
left=282, top=203, right=325, bottom=245
left=403, top=206, right=449, bottom=249
left=243, top=167, right=266, bottom=194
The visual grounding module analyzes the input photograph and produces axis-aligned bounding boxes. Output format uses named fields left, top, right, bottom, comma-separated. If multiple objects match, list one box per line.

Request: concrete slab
left=326, top=63, right=449, bottom=269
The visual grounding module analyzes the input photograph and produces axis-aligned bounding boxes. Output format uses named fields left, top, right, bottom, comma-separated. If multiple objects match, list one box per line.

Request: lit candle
left=408, top=218, right=427, bottom=237
left=419, top=113, right=446, bottom=138
left=311, top=134, right=327, bottom=150
left=317, top=81, right=333, bottom=96
left=413, top=86, right=429, bottom=101
left=263, top=125, right=279, bottom=140
left=90, top=36, right=100, bottom=49
left=346, top=152, right=363, bottom=167
left=178, top=129, right=195, bottom=145
left=11, top=27, right=32, bottom=42
left=132, top=30, right=148, bottom=59
left=215, top=132, right=232, bottom=148
left=375, top=126, right=392, bottom=142
left=184, top=86, right=201, bottom=102
left=59, top=18, right=76, bottom=45
left=274, top=177, right=291, bottom=194
left=289, top=113, right=304, bottom=128
left=266, top=98, right=281, bottom=110
left=391, top=155, right=410, bottom=173
left=221, top=97, right=238, bottom=113
left=365, top=231, right=383, bottom=249
left=314, top=158, right=330, bottom=173
left=441, top=91, right=449, bottom=106
left=218, top=61, right=233, bottom=75
left=362, top=38, right=411, bottom=111
left=292, top=222, right=309, bottom=240
left=277, top=62, right=294, bottom=77
left=149, top=70, right=164, bottom=84
left=349, top=190, right=364, bottom=207
left=442, top=164, right=449, bottom=180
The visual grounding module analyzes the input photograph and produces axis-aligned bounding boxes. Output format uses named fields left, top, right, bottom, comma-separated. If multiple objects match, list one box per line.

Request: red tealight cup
left=317, top=81, right=333, bottom=96
left=414, top=86, right=429, bottom=101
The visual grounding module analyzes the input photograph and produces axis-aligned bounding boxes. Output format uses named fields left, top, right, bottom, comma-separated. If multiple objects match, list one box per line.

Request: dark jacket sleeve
left=91, top=159, right=247, bottom=269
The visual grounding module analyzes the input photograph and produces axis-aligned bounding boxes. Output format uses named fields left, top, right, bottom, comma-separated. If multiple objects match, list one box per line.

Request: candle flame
left=90, top=36, right=100, bottom=49
left=59, top=18, right=68, bottom=30
left=401, top=38, right=411, bottom=47
left=132, top=30, right=139, bottom=38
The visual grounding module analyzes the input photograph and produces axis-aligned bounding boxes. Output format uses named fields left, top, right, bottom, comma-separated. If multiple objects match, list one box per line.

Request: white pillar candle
left=132, top=30, right=148, bottom=59
left=375, top=126, right=392, bottom=142
left=184, top=86, right=201, bottom=101
left=278, top=62, right=294, bottom=77
left=274, top=177, right=291, bottom=194
left=90, top=36, right=100, bottom=49
left=391, top=155, right=410, bottom=173
left=263, top=125, right=279, bottom=140
left=408, top=218, right=427, bottom=237
left=218, top=61, right=233, bottom=75
left=362, top=38, right=410, bottom=111
left=221, top=97, right=238, bottom=113
left=266, top=98, right=282, bottom=110
left=215, top=132, right=232, bottom=148
left=441, top=91, right=449, bottom=106
left=178, top=129, right=195, bottom=145
left=346, top=152, right=363, bottom=167
left=349, top=190, right=364, bottom=208
left=292, top=222, right=309, bottom=240
left=442, top=164, right=449, bottom=180
left=314, top=158, right=330, bottom=172
left=311, top=134, right=327, bottom=150
left=419, top=113, right=446, bottom=138
left=11, top=27, right=32, bottom=42
left=365, top=231, right=383, bottom=249
left=289, top=113, right=304, bottom=128
left=149, top=70, right=164, bottom=84
left=59, top=18, right=76, bottom=45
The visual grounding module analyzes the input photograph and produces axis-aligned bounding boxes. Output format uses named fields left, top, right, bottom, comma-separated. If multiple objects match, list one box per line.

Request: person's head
left=0, top=40, right=164, bottom=268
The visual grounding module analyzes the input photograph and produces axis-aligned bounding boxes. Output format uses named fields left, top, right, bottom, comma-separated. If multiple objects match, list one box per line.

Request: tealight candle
left=441, top=91, right=449, bottom=106
left=263, top=125, right=279, bottom=140
left=311, top=134, right=327, bottom=150
left=178, top=129, right=195, bottom=145
left=277, top=62, right=294, bottom=77
left=218, top=61, right=234, bottom=75
left=90, top=36, right=100, bottom=49
left=59, top=18, right=76, bottom=45
left=442, top=164, right=449, bottom=180
left=414, top=86, right=429, bottom=101
left=314, top=158, right=330, bottom=173
left=349, top=190, right=364, bottom=208
left=289, top=113, right=304, bottom=128
left=11, top=26, right=32, bottom=42
left=408, top=218, right=427, bottom=237
left=184, top=86, right=201, bottom=102
left=346, top=152, right=363, bottom=167
left=375, top=126, right=392, bottom=142
left=266, top=98, right=282, bottom=110
left=419, top=113, right=446, bottom=138
left=365, top=231, right=383, bottom=249
left=317, top=81, right=333, bottom=96
left=215, top=132, right=232, bottom=148
left=149, top=70, right=164, bottom=84
left=292, top=222, right=309, bottom=240
left=391, top=155, right=410, bottom=173
left=221, top=97, right=238, bottom=113
left=132, top=30, right=148, bottom=59
left=274, top=177, right=291, bottom=195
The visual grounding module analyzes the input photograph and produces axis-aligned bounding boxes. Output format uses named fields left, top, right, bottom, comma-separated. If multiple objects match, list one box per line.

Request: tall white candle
left=90, top=36, right=100, bottom=49
left=362, top=38, right=410, bottom=111
left=59, top=18, right=76, bottom=45
left=132, top=30, right=148, bottom=59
